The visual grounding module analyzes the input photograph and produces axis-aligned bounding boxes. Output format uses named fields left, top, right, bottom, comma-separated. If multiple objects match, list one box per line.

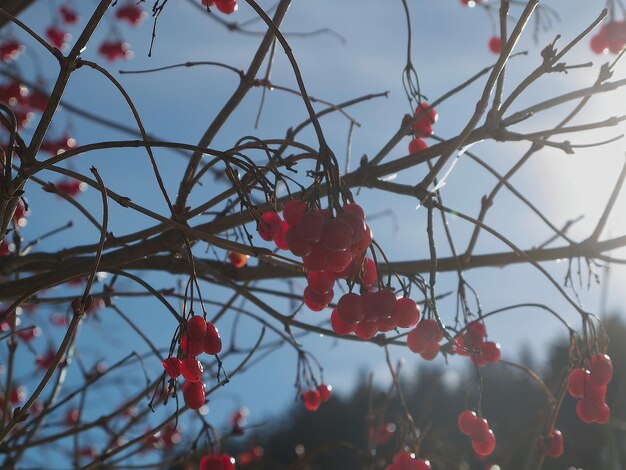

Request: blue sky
left=3, top=0, right=625, bottom=465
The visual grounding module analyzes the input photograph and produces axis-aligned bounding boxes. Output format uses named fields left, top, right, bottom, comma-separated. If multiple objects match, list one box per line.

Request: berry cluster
left=333, top=291, right=420, bottom=340
left=162, top=315, right=222, bottom=410
left=408, top=102, right=437, bottom=154
left=590, top=20, right=626, bottom=55
left=199, top=452, right=236, bottom=470
left=407, top=319, right=443, bottom=361
left=385, top=451, right=431, bottom=470
left=453, top=321, right=501, bottom=366
left=567, top=354, right=613, bottom=424
left=0, top=39, right=24, bottom=63
left=302, top=383, right=332, bottom=411
left=539, top=428, right=564, bottom=458
left=0, top=80, right=35, bottom=129
left=257, top=201, right=373, bottom=312
left=457, top=410, right=496, bottom=457
left=98, top=41, right=132, bottom=62
left=40, top=134, right=77, bottom=156
left=115, top=3, right=147, bottom=26
left=56, top=178, right=85, bottom=198
left=202, top=0, right=238, bottom=15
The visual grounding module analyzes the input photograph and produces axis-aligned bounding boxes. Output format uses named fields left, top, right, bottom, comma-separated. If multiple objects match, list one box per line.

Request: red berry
left=337, top=293, right=364, bottom=324
left=162, top=357, right=182, bottom=378
left=46, top=27, right=69, bottom=49
left=545, top=429, right=564, bottom=458
left=115, top=4, right=146, bottom=26
left=415, top=460, right=432, bottom=470
left=302, top=243, right=328, bottom=271
left=591, top=32, right=609, bottom=54
left=408, top=138, right=428, bottom=154
left=392, top=297, right=420, bottom=328
left=303, top=389, right=321, bottom=411
left=488, top=36, right=501, bottom=54
left=415, top=101, right=438, bottom=124
left=595, top=402, right=610, bottom=424
left=407, top=319, right=442, bottom=353
left=343, top=203, right=365, bottom=220
left=589, top=354, right=613, bottom=385
left=59, top=5, right=79, bottom=24
left=303, top=286, right=333, bottom=311
left=203, top=322, right=222, bottom=355
left=481, top=341, right=501, bottom=363
left=215, top=0, right=238, bottom=14
left=376, top=315, right=397, bottom=332
left=285, top=225, right=312, bottom=257
left=274, top=221, right=289, bottom=250
left=257, top=211, right=282, bottom=241
left=318, top=383, right=332, bottom=402
left=458, top=410, right=478, bottom=435
left=469, top=417, right=490, bottom=443
left=186, top=315, right=208, bottom=340
left=576, top=398, right=600, bottom=423
left=181, top=335, right=204, bottom=357
left=354, top=224, right=373, bottom=251
left=180, top=357, right=203, bottom=382
left=330, top=308, right=356, bottom=335
left=338, top=211, right=366, bottom=243
left=228, top=251, right=248, bottom=268
left=307, top=270, right=335, bottom=294
left=361, top=257, right=378, bottom=286
left=283, top=200, right=307, bottom=225
left=200, top=453, right=236, bottom=470
left=324, top=249, right=354, bottom=273
left=567, top=368, right=589, bottom=398
left=472, top=429, right=496, bottom=456
left=584, top=380, right=606, bottom=403
left=354, top=320, right=378, bottom=340
left=420, top=341, right=439, bottom=361
left=369, top=289, right=397, bottom=320
left=296, top=210, right=326, bottom=243
left=182, top=381, right=205, bottom=409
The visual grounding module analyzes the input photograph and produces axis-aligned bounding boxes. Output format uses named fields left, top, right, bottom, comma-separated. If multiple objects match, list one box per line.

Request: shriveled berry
left=162, top=357, right=182, bottom=378
left=203, top=322, right=222, bottom=355
left=180, top=358, right=203, bottom=382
